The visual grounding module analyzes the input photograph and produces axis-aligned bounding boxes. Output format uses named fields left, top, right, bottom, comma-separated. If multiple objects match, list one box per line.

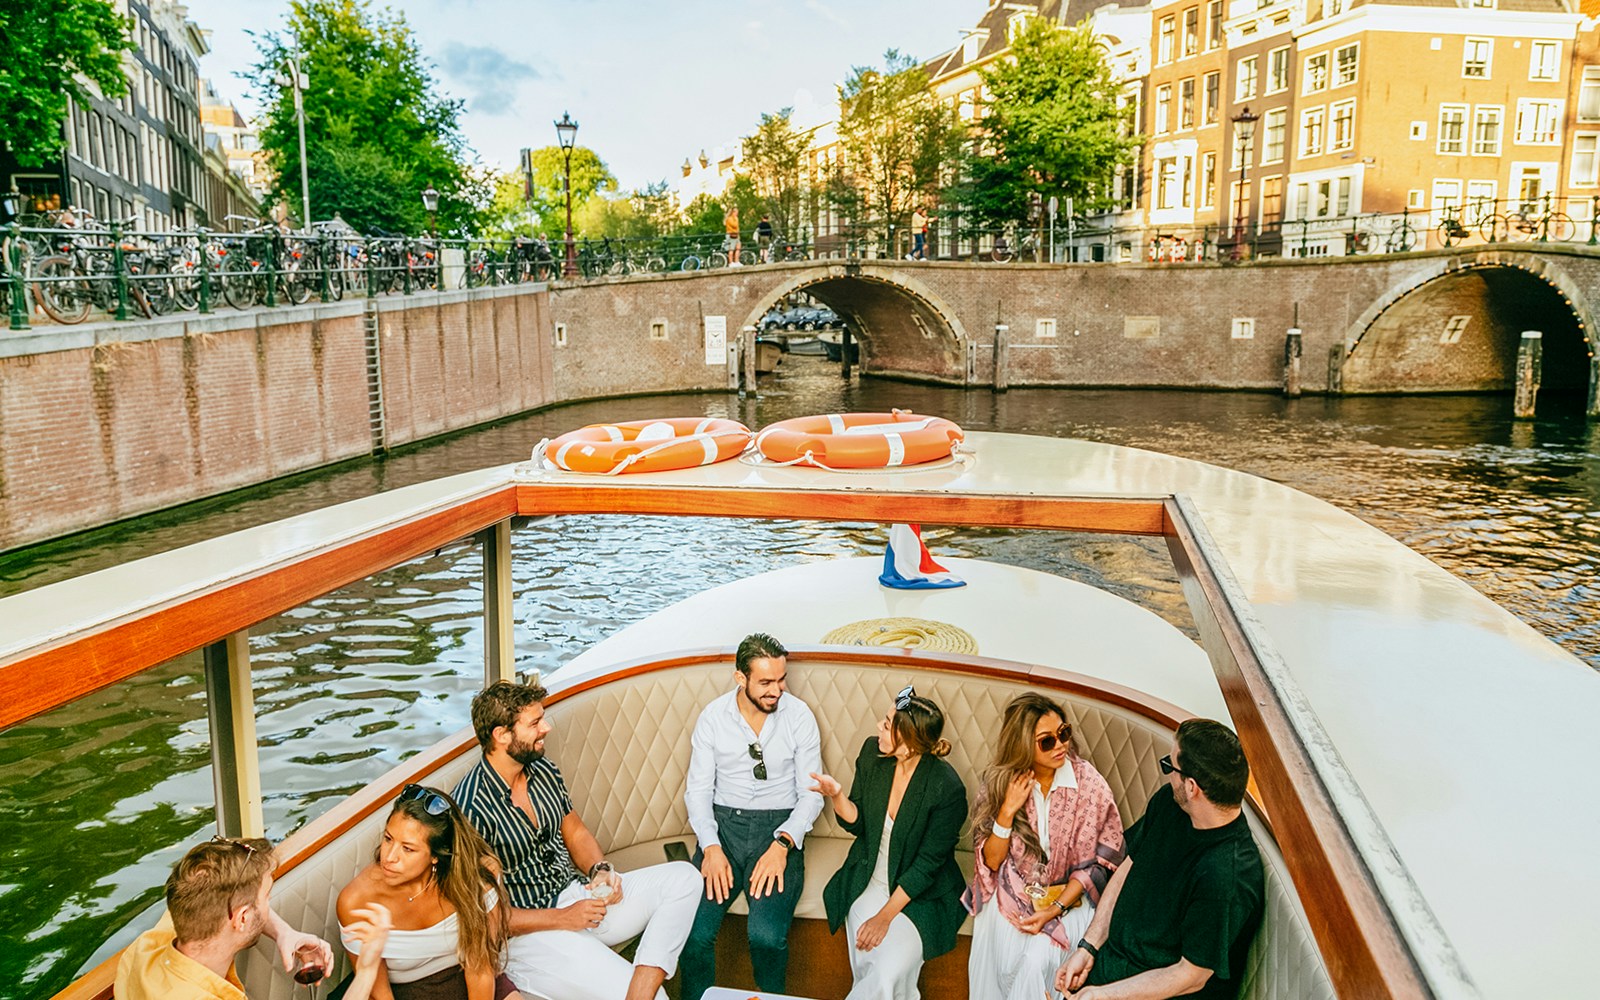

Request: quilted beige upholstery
left=236, top=658, right=1331, bottom=1000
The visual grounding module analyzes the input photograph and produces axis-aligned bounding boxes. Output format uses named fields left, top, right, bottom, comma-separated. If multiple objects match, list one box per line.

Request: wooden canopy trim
left=0, top=490, right=517, bottom=732
left=516, top=483, right=1169, bottom=535
left=1162, top=496, right=1442, bottom=1000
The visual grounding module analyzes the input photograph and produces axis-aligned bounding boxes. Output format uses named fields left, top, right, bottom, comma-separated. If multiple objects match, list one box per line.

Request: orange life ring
left=755, top=410, right=963, bottom=469
left=543, top=418, right=753, bottom=474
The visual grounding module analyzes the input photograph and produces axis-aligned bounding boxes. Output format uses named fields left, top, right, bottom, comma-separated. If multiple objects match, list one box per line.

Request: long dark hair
left=387, top=787, right=509, bottom=975
left=888, top=695, right=952, bottom=758
left=975, top=692, right=1076, bottom=863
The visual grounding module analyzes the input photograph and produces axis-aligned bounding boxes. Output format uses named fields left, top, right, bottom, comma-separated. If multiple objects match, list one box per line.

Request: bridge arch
left=1341, top=252, right=1595, bottom=403
left=741, top=264, right=971, bottom=383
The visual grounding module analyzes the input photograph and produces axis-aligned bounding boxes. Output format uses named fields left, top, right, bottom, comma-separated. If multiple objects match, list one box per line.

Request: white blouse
left=340, top=890, right=497, bottom=984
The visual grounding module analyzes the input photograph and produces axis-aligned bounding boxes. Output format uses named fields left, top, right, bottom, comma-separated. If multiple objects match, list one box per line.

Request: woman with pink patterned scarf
left=962, top=693, right=1125, bottom=1000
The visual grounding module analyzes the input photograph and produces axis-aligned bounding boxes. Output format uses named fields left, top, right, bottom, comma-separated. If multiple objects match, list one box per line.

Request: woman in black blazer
left=810, top=686, right=969, bottom=1000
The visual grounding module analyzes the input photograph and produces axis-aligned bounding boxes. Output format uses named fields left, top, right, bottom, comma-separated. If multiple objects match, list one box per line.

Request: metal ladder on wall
left=363, top=300, right=387, bottom=454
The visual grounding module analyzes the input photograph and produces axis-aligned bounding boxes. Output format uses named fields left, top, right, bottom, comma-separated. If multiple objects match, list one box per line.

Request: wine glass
left=587, top=874, right=614, bottom=934
left=1023, top=859, right=1051, bottom=911
left=292, top=951, right=326, bottom=1000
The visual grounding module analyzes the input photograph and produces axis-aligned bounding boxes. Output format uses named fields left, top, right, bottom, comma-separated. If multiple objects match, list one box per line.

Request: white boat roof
left=561, top=556, right=1228, bottom=722
left=4, top=430, right=1594, bottom=998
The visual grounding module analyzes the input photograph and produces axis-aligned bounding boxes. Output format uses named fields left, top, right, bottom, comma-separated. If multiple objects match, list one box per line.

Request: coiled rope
left=821, top=617, right=979, bottom=655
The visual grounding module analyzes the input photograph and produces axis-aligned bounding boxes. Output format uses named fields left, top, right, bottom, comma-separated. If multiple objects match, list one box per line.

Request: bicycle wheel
left=282, top=262, right=313, bottom=305
left=1506, top=213, right=1537, bottom=242
left=32, top=255, right=92, bottom=324
left=708, top=252, right=729, bottom=269
left=327, top=266, right=345, bottom=301
left=221, top=264, right=257, bottom=309
left=991, top=245, right=1013, bottom=263
left=738, top=250, right=758, bottom=266
left=1479, top=214, right=1509, bottom=243
left=646, top=256, right=667, bottom=273
left=1387, top=222, right=1417, bottom=252
left=1436, top=221, right=1459, bottom=248
left=1544, top=213, right=1575, bottom=242
left=679, top=255, right=701, bottom=272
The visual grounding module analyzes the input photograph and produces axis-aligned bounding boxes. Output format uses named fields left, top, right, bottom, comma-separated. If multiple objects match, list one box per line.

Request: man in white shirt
left=680, top=633, right=823, bottom=1000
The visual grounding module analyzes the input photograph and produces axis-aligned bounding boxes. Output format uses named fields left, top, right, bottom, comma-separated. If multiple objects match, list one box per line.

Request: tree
left=522, top=145, right=616, bottom=239
left=833, top=50, right=965, bottom=244
left=957, top=18, right=1140, bottom=228
left=0, top=0, right=132, bottom=165
left=250, top=0, right=472, bottom=232
left=741, top=109, right=810, bottom=239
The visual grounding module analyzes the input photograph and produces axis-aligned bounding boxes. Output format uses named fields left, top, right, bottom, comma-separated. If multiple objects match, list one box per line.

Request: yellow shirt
left=115, top=922, right=248, bottom=1000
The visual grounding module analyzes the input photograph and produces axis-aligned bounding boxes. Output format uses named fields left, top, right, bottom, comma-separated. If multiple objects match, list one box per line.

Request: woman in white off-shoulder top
left=337, top=784, right=524, bottom=1000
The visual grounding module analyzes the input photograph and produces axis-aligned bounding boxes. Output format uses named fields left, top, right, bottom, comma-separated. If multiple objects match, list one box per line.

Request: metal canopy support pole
left=203, top=631, right=264, bottom=838
left=482, top=520, right=516, bottom=687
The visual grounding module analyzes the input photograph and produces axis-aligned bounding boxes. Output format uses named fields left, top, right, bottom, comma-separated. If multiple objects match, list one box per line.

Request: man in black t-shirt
left=1056, top=719, right=1264, bottom=1000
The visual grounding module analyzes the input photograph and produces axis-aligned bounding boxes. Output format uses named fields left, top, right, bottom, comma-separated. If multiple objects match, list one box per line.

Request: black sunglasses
left=1159, top=754, right=1186, bottom=778
left=400, top=783, right=452, bottom=816
left=748, top=741, right=767, bottom=781
left=1035, top=724, right=1072, bottom=752
left=895, top=684, right=915, bottom=711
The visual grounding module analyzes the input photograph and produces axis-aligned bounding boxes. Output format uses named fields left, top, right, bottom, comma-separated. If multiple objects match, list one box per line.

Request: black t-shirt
left=1089, top=785, right=1264, bottom=1000
left=755, top=220, right=774, bottom=238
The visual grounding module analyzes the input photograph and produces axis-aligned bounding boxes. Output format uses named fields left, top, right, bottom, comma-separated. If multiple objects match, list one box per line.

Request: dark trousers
left=680, top=805, right=804, bottom=1000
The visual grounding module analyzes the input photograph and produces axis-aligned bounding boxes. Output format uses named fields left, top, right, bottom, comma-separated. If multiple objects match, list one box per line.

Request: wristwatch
left=1078, top=940, right=1100, bottom=960
left=774, top=833, right=796, bottom=851
left=588, top=860, right=613, bottom=879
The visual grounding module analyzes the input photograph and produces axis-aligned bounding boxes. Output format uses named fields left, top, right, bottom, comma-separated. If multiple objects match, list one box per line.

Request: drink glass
left=1023, top=860, right=1052, bottom=911
left=588, top=875, right=614, bottom=934
left=292, top=953, right=326, bottom=1000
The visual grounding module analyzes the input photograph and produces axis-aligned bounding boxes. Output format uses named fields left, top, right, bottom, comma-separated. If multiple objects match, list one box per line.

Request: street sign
left=1048, top=196, right=1059, bottom=220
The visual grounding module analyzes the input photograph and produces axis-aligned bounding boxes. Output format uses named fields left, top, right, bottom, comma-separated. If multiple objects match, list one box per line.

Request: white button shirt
left=686, top=688, right=824, bottom=849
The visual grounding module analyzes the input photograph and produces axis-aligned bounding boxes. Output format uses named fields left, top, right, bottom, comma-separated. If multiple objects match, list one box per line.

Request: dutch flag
left=879, top=524, right=966, bottom=590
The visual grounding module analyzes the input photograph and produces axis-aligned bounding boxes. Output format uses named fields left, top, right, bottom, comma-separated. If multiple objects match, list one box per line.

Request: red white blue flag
left=879, top=524, right=966, bottom=590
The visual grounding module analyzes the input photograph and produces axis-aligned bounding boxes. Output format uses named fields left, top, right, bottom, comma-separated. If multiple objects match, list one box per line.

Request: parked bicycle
left=1480, top=199, right=1575, bottom=243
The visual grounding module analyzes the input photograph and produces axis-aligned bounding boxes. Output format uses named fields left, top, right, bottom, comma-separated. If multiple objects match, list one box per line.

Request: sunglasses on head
left=400, top=783, right=451, bottom=816
left=748, top=742, right=767, bottom=781
left=895, top=684, right=915, bottom=711
left=1035, top=724, right=1072, bottom=752
left=209, top=835, right=259, bottom=855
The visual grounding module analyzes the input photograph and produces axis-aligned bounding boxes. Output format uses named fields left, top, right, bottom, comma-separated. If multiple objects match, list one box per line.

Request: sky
left=188, top=0, right=980, bottom=191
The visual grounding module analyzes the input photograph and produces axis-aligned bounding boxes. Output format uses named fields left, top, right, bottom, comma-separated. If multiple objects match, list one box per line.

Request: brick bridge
left=549, top=246, right=1600, bottom=404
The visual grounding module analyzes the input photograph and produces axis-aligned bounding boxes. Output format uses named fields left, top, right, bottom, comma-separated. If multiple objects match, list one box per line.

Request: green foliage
left=681, top=193, right=726, bottom=236
left=521, top=145, right=617, bottom=238
left=957, top=18, right=1140, bottom=228
left=251, top=0, right=472, bottom=232
left=0, top=0, right=133, bottom=164
left=740, top=109, right=810, bottom=239
left=833, top=50, right=965, bottom=238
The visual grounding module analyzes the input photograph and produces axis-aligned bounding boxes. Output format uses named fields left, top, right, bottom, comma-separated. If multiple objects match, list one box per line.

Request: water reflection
left=2, top=357, right=1597, bottom=996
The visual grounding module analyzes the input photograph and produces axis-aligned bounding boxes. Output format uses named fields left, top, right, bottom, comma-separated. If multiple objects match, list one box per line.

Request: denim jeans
left=679, top=805, right=805, bottom=1000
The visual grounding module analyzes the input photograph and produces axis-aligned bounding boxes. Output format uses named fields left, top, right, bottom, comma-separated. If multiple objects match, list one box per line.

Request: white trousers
left=843, top=881, right=926, bottom=1000
left=967, top=893, right=1095, bottom=1000
left=504, top=861, right=701, bottom=1000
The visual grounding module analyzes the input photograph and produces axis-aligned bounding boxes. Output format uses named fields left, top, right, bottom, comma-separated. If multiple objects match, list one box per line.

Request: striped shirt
left=454, top=755, right=583, bottom=909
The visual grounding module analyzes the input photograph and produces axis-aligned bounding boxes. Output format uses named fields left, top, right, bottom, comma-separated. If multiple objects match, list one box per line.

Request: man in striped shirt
left=455, top=680, right=701, bottom=1000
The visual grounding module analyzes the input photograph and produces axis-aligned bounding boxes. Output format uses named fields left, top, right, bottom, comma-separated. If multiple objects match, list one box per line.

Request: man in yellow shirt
left=116, top=836, right=391, bottom=1000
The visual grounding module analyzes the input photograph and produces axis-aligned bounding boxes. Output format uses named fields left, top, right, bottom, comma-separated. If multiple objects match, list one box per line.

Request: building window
left=1472, top=106, right=1503, bottom=156
left=1206, top=0, right=1223, bottom=50
left=554, top=323, right=568, bottom=347
left=1262, top=108, right=1286, bottom=163
left=1437, top=104, right=1468, bottom=154
left=1326, top=0, right=1344, bottom=15
left=1303, top=53, right=1328, bottom=94
left=1203, top=71, right=1220, bottom=125
left=1231, top=318, right=1255, bottom=340
left=1180, top=78, right=1195, bottom=129
left=1300, top=107, right=1326, bottom=156
left=1183, top=7, right=1199, bottom=57
left=1331, top=99, right=1355, bottom=150
left=1574, top=134, right=1600, bottom=187
left=650, top=320, right=669, bottom=341
left=1155, top=85, right=1172, bottom=134
left=1462, top=38, right=1492, bottom=79
left=1267, top=47, right=1290, bottom=94
left=1529, top=40, right=1560, bottom=82
left=1334, top=43, right=1359, bottom=86
left=1581, top=68, right=1600, bottom=122
left=1157, top=157, right=1181, bottom=209
left=1336, top=176, right=1353, bottom=216
left=1260, top=176, right=1284, bottom=229
left=1201, top=152, right=1217, bottom=207
left=1007, top=11, right=1030, bottom=41
left=1236, top=56, right=1258, bottom=101
left=1159, top=16, right=1175, bottom=64
left=1466, top=180, right=1497, bottom=221
left=1432, top=179, right=1463, bottom=218
left=1515, top=99, right=1562, bottom=145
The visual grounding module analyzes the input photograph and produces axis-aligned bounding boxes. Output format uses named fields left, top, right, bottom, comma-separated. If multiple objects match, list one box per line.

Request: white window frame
left=1514, top=98, right=1562, bottom=145
left=1410, top=121, right=1427, bottom=141
left=650, top=319, right=669, bottom=341
left=1472, top=105, right=1503, bottom=156
left=1262, top=108, right=1287, bottom=164
left=1465, top=180, right=1497, bottom=223
left=1581, top=67, right=1600, bottom=123
left=1303, top=52, right=1328, bottom=94
left=1572, top=132, right=1600, bottom=187
left=1334, top=43, right=1359, bottom=87
left=1331, top=99, right=1356, bottom=151
left=1267, top=46, right=1290, bottom=94
left=1158, top=16, right=1176, bottom=64
left=1236, top=56, right=1258, bottom=101
left=1155, top=84, right=1172, bottom=134
left=1203, top=71, right=1221, bottom=125
left=1529, top=40, right=1560, bottom=82
left=1200, top=151, right=1217, bottom=207
left=1231, top=318, right=1255, bottom=340
left=1300, top=106, right=1327, bottom=157
left=1437, top=103, right=1468, bottom=155
left=1462, top=37, right=1492, bottom=79
left=1036, top=318, right=1058, bottom=339
left=554, top=323, right=568, bottom=347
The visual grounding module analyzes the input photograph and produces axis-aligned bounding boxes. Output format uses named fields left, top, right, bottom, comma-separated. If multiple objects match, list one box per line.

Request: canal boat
left=11, top=430, right=1596, bottom=1000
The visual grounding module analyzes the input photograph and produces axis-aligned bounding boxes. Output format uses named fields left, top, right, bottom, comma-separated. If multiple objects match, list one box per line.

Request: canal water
left=3, top=357, right=1597, bottom=997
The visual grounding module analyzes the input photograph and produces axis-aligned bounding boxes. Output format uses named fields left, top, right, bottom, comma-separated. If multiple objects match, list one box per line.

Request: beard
left=742, top=682, right=779, bottom=714
left=508, top=735, right=545, bottom=765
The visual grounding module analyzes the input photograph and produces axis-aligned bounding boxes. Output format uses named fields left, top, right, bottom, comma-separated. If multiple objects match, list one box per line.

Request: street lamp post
left=273, top=54, right=312, bottom=228
left=555, top=111, right=579, bottom=278
left=421, top=186, right=439, bottom=236
left=1231, top=106, right=1260, bottom=261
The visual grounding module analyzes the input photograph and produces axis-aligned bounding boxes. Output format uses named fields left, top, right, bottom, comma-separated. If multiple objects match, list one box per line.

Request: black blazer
left=822, top=737, right=969, bottom=960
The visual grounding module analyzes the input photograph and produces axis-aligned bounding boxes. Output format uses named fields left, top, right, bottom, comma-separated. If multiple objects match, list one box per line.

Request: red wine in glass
left=293, top=964, right=326, bottom=985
